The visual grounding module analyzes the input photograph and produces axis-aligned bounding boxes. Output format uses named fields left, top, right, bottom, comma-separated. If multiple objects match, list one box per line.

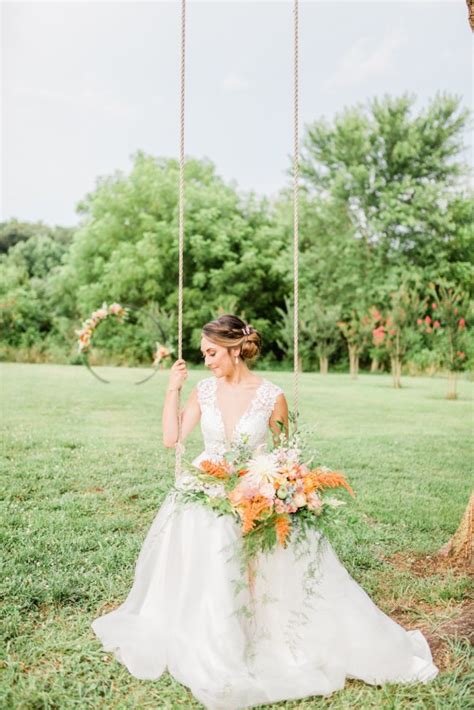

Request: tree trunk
left=438, top=493, right=473, bottom=570
left=319, top=356, right=328, bottom=374
left=348, top=345, right=358, bottom=380
left=370, top=357, right=379, bottom=373
left=447, top=371, right=458, bottom=400
left=391, top=356, right=402, bottom=388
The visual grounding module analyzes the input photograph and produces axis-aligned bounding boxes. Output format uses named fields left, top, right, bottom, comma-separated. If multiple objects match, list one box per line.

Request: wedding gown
left=91, top=376, right=439, bottom=709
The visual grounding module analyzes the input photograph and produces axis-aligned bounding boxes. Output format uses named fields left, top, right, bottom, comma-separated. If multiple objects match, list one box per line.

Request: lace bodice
left=191, top=376, right=284, bottom=468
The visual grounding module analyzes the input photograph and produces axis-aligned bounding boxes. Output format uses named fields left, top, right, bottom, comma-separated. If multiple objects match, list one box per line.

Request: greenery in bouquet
left=174, top=430, right=355, bottom=566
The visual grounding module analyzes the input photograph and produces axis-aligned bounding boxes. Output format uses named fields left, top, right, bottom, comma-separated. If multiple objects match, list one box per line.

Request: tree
left=276, top=296, right=341, bottom=374
left=309, top=301, right=342, bottom=374
left=0, top=234, right=72, bottom=353
left=0, top=219, right=74, bottom=254
left=438, top=493, right=473, bottom=569
left=371, top=280, right=425, bottom=388
left=275, top=296, right=303, bottom=372
left=59, top=152, right=288, bottom=362
left=337, top=308, right=373, bottom=379
left=417, top=282, right=472, bottom=399
left=300, top=93, right=472, bottom=289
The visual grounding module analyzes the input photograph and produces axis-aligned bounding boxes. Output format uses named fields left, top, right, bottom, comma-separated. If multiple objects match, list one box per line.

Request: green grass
left=1, top=363, right=473, bottom=709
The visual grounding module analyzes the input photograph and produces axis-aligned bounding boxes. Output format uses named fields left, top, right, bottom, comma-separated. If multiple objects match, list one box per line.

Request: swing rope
left=175, top=0, right=300, bottom=474
left=293, top=0, right=300, bottom=431
left=175, top=0, right=186, bottom=476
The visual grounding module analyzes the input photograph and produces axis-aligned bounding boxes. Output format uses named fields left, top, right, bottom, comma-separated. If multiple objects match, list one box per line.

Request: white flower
left=325, top=497, right=346, bottom=508
left=175, top=473, right=202, bottom=492
left=293, top=492, right=307, bottom=507
left=285, top=447, right=301, bottom=462
left=245, top=452, right=280, bottom=488
left=175, top=472, right=226, bottom=500
left=307, top=492, right=323, bottom=511
left=203, top=483, right=226, bottom=499
left=259, top=482, right=276, bottom=500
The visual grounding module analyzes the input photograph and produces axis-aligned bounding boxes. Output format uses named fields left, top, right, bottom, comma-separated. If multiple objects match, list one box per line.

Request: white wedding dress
left=92, top=376, right=439, bottom=709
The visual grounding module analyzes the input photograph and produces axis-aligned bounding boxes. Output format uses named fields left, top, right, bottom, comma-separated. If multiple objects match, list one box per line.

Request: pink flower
left=417, top=318, right=423, bottom=326
left=457, top=351, right=465, bottom=359
left=275, top=499, right=289, bottom=514
left=372, top=325, right=385, bottom=345
left=458, top=318, right=466, bottom=329
left=307, top=492, right=323, bottom=511
left=259, top=482, right=276, bottom=500
left=372, top=310, right=382, bottom=322
left=293, top=492, right=307, bottom=508
left=424, top=315, right=432, bottom=325
left=389, top=328, right=396, bottom=336
left=432, top=303, right=437, bottom=309
left=433, top=320, right=440, bottom=328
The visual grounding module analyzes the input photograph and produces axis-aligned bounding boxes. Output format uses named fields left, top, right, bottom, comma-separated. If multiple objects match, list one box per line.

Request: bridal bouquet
left=175, top=434, right=355, bottom=563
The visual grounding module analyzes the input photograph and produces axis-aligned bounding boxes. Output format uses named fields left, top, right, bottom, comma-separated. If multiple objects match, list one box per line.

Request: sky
left=1, top=0, right=472, bottom=227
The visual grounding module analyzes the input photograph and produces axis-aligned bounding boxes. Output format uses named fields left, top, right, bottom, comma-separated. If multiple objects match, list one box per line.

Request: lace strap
left=254, top=379, right=284, bottom=420
left=196, top=376, right=216, bottom=410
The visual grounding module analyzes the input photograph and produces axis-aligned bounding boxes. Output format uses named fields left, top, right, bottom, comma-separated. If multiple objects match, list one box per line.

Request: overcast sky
left=2, top=0, right=472, bottom=227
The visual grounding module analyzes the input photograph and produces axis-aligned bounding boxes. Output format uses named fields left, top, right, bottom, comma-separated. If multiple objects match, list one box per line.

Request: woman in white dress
left=92, top=314, right=439, bottom=709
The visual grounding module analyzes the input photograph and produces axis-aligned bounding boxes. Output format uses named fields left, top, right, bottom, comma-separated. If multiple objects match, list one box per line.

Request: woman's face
left=200, top=335, right=238, bottom=377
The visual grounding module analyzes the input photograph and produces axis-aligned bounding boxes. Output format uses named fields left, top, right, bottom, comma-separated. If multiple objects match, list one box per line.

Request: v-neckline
left=213, top=377, right=266, bottom=445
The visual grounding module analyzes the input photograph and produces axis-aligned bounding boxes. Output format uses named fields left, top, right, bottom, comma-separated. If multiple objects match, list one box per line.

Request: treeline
left=0, top=93, right=473, bottom=380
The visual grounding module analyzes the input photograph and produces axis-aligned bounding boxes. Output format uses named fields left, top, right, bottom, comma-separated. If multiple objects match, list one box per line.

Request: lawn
left=1, top=363, right=472, bottom=709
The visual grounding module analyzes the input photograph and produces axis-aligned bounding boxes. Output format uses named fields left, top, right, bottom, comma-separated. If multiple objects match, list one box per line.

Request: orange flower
left=304, top=469, right=355, bottom=497
left=200, top=460, right=230, bottom=480
left=275, top=514, right=291, bottom=547
left=235, top=495, right=272, bottom=534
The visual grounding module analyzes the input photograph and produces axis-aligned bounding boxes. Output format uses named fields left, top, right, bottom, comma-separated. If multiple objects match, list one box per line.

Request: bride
left=92, top=313, right=439, bottom=709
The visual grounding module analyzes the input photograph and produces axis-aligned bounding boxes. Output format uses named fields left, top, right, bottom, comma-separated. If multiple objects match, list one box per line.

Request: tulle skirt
left=91, top=491, right=438, bottom=709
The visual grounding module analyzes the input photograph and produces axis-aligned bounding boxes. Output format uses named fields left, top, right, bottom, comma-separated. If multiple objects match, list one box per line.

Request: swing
left=174, top=0, right=301, bottom=473
left=91, top=9, right=442, bottom=694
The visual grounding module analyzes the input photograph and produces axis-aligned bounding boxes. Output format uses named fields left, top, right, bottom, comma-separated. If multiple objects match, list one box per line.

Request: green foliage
left=0, top=219, right=74, bottom=254
left=64, top=152, right=288, bottom=361
left=0, top=234, right=76, bottom=355
left=300, top=93, right=473, bottom=291
left=420, top=282, right=473, bottom=372
left=276, top=295, right=341, bottom=371
left=337, top=308, right=373, bottom=352
left=1, top=93, right=472, bottom=374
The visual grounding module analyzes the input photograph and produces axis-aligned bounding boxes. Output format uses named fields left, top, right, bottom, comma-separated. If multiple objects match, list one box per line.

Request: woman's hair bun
left=240, top=330, right=261, bottom=362
left=202, top=314, right=262, bottom=362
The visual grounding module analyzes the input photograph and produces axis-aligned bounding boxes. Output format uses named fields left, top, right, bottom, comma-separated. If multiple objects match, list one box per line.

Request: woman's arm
left=162, top=359, right=201, bottom=448
left=162, top=388, right=200, bottom=448
left=269, top=393, right=289, bottom=445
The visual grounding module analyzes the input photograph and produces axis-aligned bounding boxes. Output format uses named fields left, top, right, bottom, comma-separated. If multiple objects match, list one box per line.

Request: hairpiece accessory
left=242, top=326, right=251, bottom=336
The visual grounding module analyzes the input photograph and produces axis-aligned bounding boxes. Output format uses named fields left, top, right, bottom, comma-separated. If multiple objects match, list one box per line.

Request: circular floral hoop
left=76, top=302, right=173, bottom=385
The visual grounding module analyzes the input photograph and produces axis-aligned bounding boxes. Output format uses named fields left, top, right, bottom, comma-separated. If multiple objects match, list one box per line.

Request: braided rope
left=175, top=0, right=186, bottom=476
left=293, top=0, right=300, bottom=429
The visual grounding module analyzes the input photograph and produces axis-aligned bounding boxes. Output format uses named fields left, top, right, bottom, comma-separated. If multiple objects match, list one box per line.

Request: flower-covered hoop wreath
left=76, top=302, right=173, bottom=385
